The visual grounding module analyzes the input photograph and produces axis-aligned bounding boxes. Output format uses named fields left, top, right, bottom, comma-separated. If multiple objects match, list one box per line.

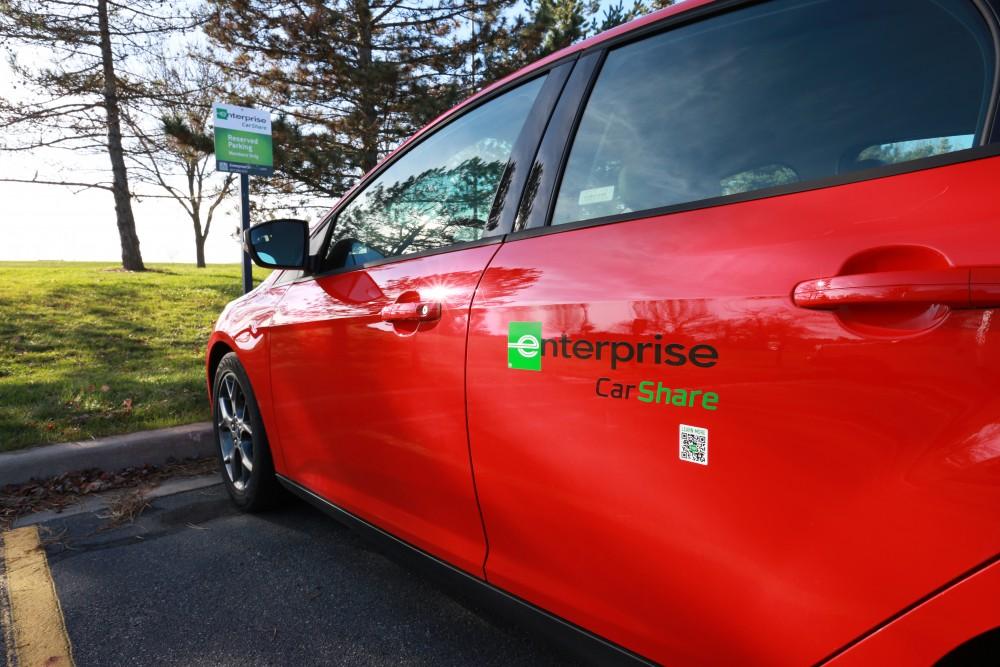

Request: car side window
left=324, top=76, right=546, bottom=268
left=551, top=0, right=996, bottom=227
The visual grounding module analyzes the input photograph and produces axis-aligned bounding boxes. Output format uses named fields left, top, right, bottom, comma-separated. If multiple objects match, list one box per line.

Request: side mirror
left=244, top=219, right=309, bottom=269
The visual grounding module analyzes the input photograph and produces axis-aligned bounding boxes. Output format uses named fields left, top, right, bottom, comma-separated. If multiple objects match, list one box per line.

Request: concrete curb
left=0, top=423, right=215, bottom=488
left=13, top=473, right=221, bottom=528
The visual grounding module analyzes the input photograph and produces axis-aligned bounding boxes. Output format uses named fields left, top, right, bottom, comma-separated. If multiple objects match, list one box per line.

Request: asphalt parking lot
left=2, top=483, right=572, bottom=666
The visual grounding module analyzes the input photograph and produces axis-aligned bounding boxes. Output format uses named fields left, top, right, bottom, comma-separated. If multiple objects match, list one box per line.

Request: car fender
left=207, top=279, right=292, bottom=473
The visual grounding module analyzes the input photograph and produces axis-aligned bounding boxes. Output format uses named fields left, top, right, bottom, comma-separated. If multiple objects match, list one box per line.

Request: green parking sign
left=213, top=103, right=273, bottom=176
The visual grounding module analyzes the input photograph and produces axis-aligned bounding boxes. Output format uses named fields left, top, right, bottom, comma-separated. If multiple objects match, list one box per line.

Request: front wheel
left=212, top=352, right=280, bottom=511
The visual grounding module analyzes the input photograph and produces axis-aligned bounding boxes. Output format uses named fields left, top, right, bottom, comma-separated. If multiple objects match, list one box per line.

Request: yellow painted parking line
left=2, top=526, right=74, bottom=667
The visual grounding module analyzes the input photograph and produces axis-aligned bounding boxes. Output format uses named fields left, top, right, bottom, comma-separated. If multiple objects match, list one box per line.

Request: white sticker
left=679, top=424, right=708, bottom=466
left=578, top=185, right=615, bottom=206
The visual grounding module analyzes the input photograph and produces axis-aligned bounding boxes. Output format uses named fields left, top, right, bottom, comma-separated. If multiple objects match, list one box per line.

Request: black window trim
left=982, top=0, right=1000, bottom=141
left=507, top=0, right=1000, bottom=243
left=291, top=56, right=579, bottom=285
left=514, top=50, right=606, bottom=233
left=490, top=61, right=575, bottom=235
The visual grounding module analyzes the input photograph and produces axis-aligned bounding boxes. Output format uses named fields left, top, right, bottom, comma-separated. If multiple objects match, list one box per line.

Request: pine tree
left=201, top=0, right=516, bottom=206
left=475, top=0, right=674, bottom=87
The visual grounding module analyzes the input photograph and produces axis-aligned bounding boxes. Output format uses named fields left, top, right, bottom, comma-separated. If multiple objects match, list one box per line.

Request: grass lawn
left=0, top=261, right=270, bottom=452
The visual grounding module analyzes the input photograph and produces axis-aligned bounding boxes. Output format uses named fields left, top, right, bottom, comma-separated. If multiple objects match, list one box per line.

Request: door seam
left=463, top=237, right=507, bottom=581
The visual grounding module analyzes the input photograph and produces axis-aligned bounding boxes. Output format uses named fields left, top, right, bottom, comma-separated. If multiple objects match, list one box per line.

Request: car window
left=325, top=76, right=546, bottom=267
left=552, top=0, right=995, bottom=226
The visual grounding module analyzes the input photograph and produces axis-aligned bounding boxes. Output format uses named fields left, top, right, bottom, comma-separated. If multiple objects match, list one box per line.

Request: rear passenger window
left=552, top=0, right=995, bottom=226
left=326, top=77, right=545, bottom=265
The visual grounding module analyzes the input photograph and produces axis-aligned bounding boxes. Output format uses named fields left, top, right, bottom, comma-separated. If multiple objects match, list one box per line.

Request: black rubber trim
left=506, top=143, right=1000, bottom=244
left=981, top=0, right=1000, bottom=142
left=969, top=0, right=1000, bottom=144
left=276, top=474, right=654, bottom=667
left=290, top=234, right=503, bottom=285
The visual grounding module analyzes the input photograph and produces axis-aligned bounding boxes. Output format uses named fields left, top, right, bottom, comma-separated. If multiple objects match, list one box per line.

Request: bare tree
left=126, top=56, right=235, bottom=268
left=0, top=0, right=198, bottom=270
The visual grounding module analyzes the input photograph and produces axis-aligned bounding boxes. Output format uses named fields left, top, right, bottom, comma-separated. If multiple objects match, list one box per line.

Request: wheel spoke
left=237, top=438, right=253, bottom=472
left=219, top=431, right=236, bottom=483
left=218, top=393, right=233, bottom=423
left=241, top=449, right=253, bottom=473
left=223, top=375, right=235, bottom=404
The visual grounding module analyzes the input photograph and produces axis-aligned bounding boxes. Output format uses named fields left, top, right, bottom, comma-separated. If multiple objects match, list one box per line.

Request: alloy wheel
left=216, top=371, right=254, bottom=491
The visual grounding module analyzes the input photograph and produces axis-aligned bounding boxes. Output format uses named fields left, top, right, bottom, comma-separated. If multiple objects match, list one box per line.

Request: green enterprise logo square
left=508, top=322, right=542, bottom=371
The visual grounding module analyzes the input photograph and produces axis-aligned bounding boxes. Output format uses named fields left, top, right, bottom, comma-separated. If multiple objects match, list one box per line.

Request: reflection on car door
left=266, top=76, right=549, bottom=575
left=467, top=0, right=1000, bottom=663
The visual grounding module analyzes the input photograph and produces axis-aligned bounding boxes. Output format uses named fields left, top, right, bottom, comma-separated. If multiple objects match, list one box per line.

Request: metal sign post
left=212, top=103, right=274, bottom=293
left=240, top=173, right=252, bottom=294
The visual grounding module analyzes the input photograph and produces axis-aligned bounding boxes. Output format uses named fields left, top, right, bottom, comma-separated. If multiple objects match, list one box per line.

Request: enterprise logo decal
left=505, top=321, right=722, bottom=410
left=507, top=322, right=543, bottom=371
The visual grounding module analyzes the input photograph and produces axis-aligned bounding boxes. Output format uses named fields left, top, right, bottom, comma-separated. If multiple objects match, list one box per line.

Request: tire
left=212, top=352, right=281, bottom=511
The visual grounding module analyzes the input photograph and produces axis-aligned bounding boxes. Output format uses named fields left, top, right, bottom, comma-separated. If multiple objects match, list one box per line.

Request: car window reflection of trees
left=336, top=155, right=506, bottom=257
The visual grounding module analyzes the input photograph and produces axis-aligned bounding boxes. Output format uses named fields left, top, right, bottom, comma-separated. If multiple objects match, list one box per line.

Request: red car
left=206, top=0, right=1000, bottom=663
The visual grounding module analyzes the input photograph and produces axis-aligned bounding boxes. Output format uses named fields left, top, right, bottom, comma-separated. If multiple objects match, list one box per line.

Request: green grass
left=0, top=261, right=270, bottom=452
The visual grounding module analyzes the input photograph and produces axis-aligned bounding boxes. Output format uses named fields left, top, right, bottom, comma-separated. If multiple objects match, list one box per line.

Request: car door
left=466, top=0, right=1000, bottom=663
left=266, top=74, right=555, bottom=575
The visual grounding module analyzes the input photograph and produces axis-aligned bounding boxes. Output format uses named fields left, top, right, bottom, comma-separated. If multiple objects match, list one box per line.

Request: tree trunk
left=195, top=234, right=206, bottom=268
left=98, top=0, right=145, bottom=271
left=192, top=209, right=206, bottom=268
left=354, top=0, right=380, bottom=173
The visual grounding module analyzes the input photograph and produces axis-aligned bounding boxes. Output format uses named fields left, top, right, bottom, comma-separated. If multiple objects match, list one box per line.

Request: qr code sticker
left=679, top=424, right=708, bottom=466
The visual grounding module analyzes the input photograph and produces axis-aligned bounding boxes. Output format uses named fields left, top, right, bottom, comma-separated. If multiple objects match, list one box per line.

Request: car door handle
left=793, top=268, right=977, bottom=309
left=380, top=301, right=442, bottom=322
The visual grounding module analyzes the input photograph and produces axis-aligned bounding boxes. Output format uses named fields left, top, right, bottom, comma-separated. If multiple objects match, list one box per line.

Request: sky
left=0, top=150, right=250, bottom=265
left=0, top=0, right=651, bottom=266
